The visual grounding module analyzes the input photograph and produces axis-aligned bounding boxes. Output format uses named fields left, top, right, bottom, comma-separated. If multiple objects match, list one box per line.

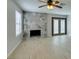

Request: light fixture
left=47, top=5, right=54, bottom=9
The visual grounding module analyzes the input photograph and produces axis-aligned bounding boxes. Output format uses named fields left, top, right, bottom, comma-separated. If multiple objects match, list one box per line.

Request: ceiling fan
left=39, top=0, right=64, bottom=9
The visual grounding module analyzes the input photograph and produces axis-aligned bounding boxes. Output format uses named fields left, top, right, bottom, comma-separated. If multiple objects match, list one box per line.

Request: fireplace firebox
left=30, top=30, right=41, bottom=37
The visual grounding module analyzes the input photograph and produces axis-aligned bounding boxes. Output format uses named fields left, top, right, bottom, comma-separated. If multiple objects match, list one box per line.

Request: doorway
left=52, top=17, right=67, bottom=36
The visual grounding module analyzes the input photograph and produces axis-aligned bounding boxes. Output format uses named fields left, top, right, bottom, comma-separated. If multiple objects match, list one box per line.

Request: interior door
left=52, top=17, right=67, bottom=36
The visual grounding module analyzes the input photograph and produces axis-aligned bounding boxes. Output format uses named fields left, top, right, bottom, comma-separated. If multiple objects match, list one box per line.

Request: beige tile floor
left=8, top=35, right=71, bottom=59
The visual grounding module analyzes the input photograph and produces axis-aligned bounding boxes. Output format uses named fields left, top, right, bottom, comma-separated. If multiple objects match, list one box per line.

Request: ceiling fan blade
left=54, top=5, right=62, bottom=8
left=39, top=5, right=47, bottom=8
left=54, top=1, right=60, bottom=4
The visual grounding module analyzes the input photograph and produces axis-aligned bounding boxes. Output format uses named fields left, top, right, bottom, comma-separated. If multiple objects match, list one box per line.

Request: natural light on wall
left=15, top=11, right=22, bottom=36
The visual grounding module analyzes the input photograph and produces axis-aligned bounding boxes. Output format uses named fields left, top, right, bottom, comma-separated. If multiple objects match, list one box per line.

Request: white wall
left=7, top=0, right=23, bottom=56
left=67, top=15, right=71, bottom=36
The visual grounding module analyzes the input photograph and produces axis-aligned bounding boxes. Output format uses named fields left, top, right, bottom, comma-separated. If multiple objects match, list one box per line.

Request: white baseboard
left=7, top=39, right=22, bottom=57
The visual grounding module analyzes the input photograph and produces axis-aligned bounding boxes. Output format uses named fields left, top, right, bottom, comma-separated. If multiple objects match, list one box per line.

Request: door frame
left=52, top=17, right=67, bottom=36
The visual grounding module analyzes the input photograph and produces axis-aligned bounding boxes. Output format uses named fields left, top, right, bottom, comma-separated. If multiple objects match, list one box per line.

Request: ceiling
left=13, top=0, right=71, bottom=15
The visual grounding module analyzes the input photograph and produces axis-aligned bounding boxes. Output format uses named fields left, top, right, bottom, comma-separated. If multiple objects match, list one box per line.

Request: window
left=52, top=17, right=67, bottom=35
left=16, top=11, right=22, bottom=36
